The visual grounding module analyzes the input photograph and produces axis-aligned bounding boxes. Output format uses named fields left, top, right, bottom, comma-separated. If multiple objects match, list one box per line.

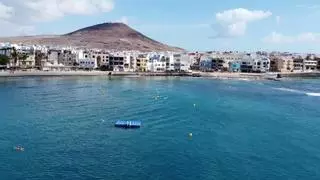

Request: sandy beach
left=0, top=70, right=133, bottom=77
left=0, top=70, right=319, bottom=80
left=0, top=70, right=261, bottom=79
left=197, top=72, right=264, bottom=80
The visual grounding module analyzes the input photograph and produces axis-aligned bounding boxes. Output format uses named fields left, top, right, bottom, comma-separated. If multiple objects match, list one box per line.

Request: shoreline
left=0, top=70, right=319, bottom=80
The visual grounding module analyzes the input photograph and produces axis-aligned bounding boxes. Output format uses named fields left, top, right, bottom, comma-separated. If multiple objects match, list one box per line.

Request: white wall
left=79, top=59, right=97, bottom=68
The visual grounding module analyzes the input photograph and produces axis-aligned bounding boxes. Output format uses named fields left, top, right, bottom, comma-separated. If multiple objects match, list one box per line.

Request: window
left=93, top=55, right=95, bottom=58
left=91, top=62, right=94, bottom=64
left=85, top=55, right=88, bottom=58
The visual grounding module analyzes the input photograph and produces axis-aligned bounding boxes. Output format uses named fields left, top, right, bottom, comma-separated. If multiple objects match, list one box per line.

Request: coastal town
left=0, top=42, right=320, bottom=76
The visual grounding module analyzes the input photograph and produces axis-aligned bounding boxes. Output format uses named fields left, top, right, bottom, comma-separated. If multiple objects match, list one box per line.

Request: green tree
left=19, top=54, right=29, bottom=68
left=11, top=47, right=18, bottom=67
left=0, top=54, right=9, bottom=65
left=35, top=50, right=46, bottom=67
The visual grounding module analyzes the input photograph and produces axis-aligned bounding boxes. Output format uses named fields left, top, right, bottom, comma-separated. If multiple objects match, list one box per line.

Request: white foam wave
left=239, top=78, right=250, bottom=81
left=273, top=88, right=303, bottom=94
left=306, top=93, right=320, bottom=97
left=273, top=88, right=320, bottom=97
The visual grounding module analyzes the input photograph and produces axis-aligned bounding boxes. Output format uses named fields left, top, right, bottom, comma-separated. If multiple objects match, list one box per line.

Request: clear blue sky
left=1, top=0, right=320, bottom=52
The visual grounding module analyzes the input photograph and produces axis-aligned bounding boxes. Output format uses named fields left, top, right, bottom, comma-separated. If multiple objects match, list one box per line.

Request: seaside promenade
left=1, top=70, right=319, bottom=80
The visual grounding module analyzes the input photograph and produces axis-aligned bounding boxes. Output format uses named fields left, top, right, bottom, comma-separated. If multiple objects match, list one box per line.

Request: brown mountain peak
left=0, top=22, right=184, bottom=52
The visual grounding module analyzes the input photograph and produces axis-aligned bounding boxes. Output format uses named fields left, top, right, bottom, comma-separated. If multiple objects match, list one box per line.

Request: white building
left=79, top=59, right=96, bottom=69
left=240, top=54, right=270, bottom=73
left=293, top=57, right=304, bottom=72
left=91, top=51, right=110, bottom=67
left=211, top=52, right=243, bottom=62
left=48, top=50, right=60, bottom=65
left=18, top=53, right=36, bottom=68
left=180, top=53, right=192, bottom=72
left=123, top=53, right=137, bottom=72
left=303, top=60, right=317, bottom=72
left=146, top=53, right=167, bottom=72
left=252, top=56, right=270, bottom=72
left=109, top=52, right=126, bottom=71
left=76, top=50, right=98, bottom=68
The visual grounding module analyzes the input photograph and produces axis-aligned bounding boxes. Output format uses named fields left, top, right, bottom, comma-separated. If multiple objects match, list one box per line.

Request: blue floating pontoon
left=115, top=120, right=141, bottom=128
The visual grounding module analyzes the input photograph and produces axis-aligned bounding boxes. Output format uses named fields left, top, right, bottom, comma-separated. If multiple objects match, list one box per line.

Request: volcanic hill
left=0, top=23, right=183, bottom=52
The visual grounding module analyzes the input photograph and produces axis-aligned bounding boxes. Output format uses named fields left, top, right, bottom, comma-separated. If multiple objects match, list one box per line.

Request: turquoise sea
left=0, top=76, right=320, bottom=180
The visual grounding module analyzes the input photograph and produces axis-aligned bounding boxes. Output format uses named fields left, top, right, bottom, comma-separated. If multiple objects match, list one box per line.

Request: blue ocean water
left=0, top=76, right=319, bottom=180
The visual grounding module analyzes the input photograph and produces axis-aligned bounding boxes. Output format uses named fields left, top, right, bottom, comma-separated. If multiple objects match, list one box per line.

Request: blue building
left=200, top=58, right=213, bottom=72
left=229, top=62, right=241, bottom=72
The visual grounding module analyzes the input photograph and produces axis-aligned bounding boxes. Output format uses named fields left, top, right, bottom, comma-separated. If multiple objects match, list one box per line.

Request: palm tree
left=35, top=50, right=47, bottom=69
left=19, top=54, right=29, bottom=68
left=11, top=47, right=18, bottom=68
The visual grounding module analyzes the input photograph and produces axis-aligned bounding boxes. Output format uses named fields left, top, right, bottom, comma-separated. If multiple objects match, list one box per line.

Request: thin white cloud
left=212, top=8, right=272, bottom=38
left=0, top=20, right=36, bottom=37
left=262, top=32, right=320, bottom=44
left=276, top=16, right=280, bottom=25
left=0, top=0, right=115, bottom=36
left=296, top=4, right=320, bottom=9
left=17, top=25, right=36, bottom=36
left=0, top=2, right=14, bottom=20
left=24, top=0, right=115, bottom=22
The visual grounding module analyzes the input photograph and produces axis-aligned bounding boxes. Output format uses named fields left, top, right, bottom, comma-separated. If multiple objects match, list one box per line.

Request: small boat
left=115, top=120, right=141, bottom=128
left=192, top=73, right=201, bottom=77
left=266, top=77, right=281, bottom=81
left=14, top=146, right=24, bottom=152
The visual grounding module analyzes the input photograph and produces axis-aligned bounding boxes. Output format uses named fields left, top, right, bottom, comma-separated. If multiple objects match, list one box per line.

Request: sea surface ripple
left=0, top=76, right=319, bottom=180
